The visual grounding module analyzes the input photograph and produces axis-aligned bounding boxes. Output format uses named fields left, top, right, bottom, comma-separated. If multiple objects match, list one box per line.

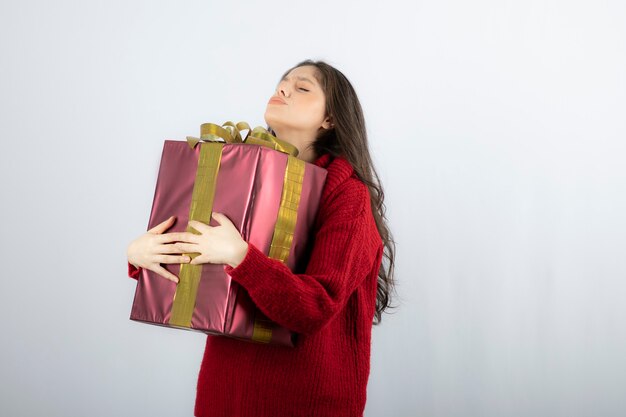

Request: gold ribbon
left=168, top=141, right=224, bottom=328
left=186, top=121, right=300, bottom=157
left=169, top=121, right=305, bottom=344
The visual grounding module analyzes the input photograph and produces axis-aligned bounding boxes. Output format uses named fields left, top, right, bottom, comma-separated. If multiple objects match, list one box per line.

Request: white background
left=1, top=1, right=625, bottom=416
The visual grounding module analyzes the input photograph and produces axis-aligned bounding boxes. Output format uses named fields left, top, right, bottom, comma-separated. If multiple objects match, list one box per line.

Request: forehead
left=282, top=66, right=321, bottom=85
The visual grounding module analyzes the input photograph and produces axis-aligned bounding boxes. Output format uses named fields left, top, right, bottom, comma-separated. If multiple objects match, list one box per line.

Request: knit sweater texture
left=128, top=152, right=384, bottom=417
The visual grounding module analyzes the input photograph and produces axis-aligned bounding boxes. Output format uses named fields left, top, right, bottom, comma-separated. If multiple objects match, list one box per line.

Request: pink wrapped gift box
left=129, top=123, right=327, bottom=347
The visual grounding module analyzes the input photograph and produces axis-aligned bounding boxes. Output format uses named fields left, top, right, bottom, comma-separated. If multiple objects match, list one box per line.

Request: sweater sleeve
left=223, top=180, right=380, bottom=336
left=128, top=262, right=141, bottom=279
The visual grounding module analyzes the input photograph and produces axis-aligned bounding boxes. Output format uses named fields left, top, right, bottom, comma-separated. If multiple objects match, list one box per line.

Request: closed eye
left=298, top=88, right=309, bottom=92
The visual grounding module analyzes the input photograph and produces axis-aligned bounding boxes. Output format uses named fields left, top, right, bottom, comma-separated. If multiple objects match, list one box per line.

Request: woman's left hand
left=173, top=212, right=248, bottom=268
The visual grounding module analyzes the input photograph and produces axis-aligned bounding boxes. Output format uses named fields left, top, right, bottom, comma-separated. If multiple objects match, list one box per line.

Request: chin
left=264, top=115, right=283, bottom=133
left=264, top=112, right=276, bottom=127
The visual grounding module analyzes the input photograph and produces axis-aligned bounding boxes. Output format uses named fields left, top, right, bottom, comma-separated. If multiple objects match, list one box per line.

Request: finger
left=156, top=232, right=200, bottom=244
left=148, top=215, right=175, bottom=234
left=153, top=254, right=191, bottom=264
left=211, top=212, right=232, bottom=225
left=210, top=212, right=223, bottom=224
left=172, top=242, right=200, bottom=253
left=190, top=255, right=209, bottom=265
left=212, top=212, right=228, bottom=219
left=188, top=220, right=210, bottom=232
left=212, top=212, right=234, bottom=227
left=155, top=243, right=190, bottom=254
left=153, top=265, right=179, bottom=284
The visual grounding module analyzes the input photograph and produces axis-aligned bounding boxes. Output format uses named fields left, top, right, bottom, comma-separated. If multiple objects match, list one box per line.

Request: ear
left=321, top=115, right=334, bottom=130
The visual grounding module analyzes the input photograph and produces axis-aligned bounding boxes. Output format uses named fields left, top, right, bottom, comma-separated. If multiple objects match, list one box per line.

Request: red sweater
left=128, top=153, right=384, bottom=417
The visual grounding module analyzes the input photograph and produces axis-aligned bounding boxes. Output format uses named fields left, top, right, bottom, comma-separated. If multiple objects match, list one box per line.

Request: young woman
left=126, top=59, right=397, bottom=417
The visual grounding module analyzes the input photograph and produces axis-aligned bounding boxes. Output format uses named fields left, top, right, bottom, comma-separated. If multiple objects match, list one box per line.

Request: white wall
left=1, top=1, right=624, bottom=416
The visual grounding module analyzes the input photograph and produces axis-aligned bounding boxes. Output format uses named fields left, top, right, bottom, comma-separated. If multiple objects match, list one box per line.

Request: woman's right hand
left=126, top=215, right=190, bottom=284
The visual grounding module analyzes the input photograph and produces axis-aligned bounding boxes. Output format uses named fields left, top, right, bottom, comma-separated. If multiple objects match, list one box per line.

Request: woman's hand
left=126, top=215, right=192, bottom=284
left=173, top=212, right=248, bottom=268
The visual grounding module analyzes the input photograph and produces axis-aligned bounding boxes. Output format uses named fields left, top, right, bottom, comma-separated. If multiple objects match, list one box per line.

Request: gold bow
left=186, top=121, right=299, bottom=157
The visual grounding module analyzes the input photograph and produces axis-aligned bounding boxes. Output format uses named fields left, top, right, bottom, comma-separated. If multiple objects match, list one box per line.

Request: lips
left=268, top=97, right=287, bottom=105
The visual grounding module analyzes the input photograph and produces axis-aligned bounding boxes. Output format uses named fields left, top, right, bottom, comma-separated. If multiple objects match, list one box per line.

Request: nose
left=278, top=84, right=290, bottom=97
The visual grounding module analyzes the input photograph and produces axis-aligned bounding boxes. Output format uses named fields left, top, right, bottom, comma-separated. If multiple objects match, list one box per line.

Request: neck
left=296, top=147, right=319, bottom=163
left=272, top=128, right=318, bottom=163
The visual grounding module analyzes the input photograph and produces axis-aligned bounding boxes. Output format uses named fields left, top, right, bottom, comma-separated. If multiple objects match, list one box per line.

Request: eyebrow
left=282, top=75, right=317, bottom=86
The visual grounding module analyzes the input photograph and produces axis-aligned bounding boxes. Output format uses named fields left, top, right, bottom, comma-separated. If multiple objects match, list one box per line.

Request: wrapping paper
left=129, top=123, right=327, bottom=347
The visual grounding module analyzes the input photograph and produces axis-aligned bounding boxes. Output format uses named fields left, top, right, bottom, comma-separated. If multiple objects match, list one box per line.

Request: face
left=264, top=65, right=332, bottom=142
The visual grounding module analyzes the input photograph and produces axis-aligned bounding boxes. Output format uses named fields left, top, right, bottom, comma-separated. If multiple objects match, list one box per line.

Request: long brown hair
left=269, top=59, right=398, bottom=325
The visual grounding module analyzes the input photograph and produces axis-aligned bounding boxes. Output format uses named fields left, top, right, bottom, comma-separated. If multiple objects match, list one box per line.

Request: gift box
left=129, top=121, right=328, bottom=347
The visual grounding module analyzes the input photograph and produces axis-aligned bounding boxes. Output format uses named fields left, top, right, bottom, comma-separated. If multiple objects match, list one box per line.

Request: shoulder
left=317, top=174, right=370, bottom=227
left=332, top=175, right=369, bottom=209
left=313, top=154, right=382, bottom=247
left=316, top=154, right=362, bottom=199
